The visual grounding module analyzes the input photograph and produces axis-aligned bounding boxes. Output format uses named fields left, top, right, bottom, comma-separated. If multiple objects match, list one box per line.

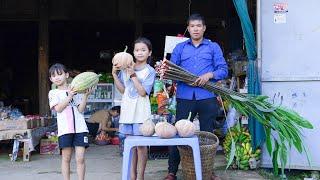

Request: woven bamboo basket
left=178, top=131, right=219, bottom=180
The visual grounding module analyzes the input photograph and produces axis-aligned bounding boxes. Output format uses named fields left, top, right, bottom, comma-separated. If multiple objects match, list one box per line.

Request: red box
left=40, top=139, right=60, bottom=155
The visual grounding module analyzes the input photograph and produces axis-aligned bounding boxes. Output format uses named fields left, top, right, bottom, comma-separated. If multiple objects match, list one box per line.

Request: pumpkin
left=70, top=72, right=101, bottom=93
left=175, top=112, right=196, bottom=137
left=155, top=119, right=177, bottom=138
left=139, top=119, right=155, bottom=136
left=112, top=46, right=134, bottom=70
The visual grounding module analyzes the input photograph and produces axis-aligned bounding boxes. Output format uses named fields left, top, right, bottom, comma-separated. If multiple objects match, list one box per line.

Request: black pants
left=168, top=97, right=219, bottom=174
left=86, top=121, right=99, bottom=136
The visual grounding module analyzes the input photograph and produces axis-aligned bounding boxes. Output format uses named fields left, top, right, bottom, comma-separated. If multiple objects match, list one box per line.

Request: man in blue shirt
left=164, top=14, right=228, bottom=180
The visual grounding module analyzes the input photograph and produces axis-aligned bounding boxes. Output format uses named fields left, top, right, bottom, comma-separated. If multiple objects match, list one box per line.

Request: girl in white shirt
left=48, top=63, right=92, bottom=180
left=112, top=37, right=156, bottom=180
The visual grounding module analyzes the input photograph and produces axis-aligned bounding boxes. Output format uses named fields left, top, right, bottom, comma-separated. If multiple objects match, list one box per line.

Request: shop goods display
left=98, top=73, right=114, bottom=83
left=155, top=120, right=177, bottom=138
left=71, top=72, right=101, bottom=93
left=0, top=112, right=49, bottom=130
left=85, top=83, right=114, bottom=119
left=175, top=112, right=196, bottom=138
left=40, top=131, right=59, bottom=155
left=112, top=46, right=134, bottom=70
left=153, top=79, right=164, bottom=96
left=139, top=119, right=155, bottom=136
left=110, top=136, right=120, bottom=145
left=157, top=59, right=313, bottom=174
left=95, top=131, right=110, bottom=145
left=0, top=107, right=23, bottom=120
left=223, top=126, right=261, bottom=170
left=157, top=91, right=169, bottom=115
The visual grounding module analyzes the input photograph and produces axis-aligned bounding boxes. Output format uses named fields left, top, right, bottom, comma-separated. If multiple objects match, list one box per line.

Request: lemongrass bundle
left=157, top=60, right=313, bottom=175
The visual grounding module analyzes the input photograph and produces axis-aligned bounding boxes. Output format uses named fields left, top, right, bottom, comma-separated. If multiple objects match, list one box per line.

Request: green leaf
left=255, top=95, right=269, bottom=102
left=277, top=123, right=292, bottom=145
left=236, top=122, right=241, bottom=132
left=230, top=95, right=250, bottom=102
left=265, top=127, right=272, bottom=156
left=302, top=144, right=312, bottom=167
left=253, top=103, right=277, bottom=113
left=279, top=108, right=313, bottom=129
left=291, top=132, right=303, bottom=153
left=272, top=141, right=280, bottom=176
left=229, top=100, right=249, bottom=117
left=279, top=139, right=287, bottom=176
left=226, top=139, right=236, bottom=170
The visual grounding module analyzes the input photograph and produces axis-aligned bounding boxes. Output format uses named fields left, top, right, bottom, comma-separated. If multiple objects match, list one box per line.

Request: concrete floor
left=0, top=144, right=265, bottom=180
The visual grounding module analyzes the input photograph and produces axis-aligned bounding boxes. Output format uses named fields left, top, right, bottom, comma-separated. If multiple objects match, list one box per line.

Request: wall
left=260, top=0, right=320, bottom=170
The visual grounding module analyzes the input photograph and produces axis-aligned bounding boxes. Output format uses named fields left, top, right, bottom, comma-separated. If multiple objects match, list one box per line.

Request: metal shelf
left=87, top=99, right=113, bottom=103
left=85, top=83, right=114, bottom=119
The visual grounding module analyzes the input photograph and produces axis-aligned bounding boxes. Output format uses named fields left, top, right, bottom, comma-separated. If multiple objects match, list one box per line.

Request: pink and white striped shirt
left=48, top=89, right=88, bottom=137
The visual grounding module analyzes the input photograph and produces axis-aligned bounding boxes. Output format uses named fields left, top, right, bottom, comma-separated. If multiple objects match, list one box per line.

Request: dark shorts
left=58, top=132, right=89, bottom=149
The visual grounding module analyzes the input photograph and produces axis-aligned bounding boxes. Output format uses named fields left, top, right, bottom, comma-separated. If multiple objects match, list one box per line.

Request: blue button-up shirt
left=170, top=39, right=228, bottom=100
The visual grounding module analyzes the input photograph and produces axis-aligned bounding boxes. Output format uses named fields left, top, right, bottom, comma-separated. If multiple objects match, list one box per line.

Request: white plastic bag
left=222, top=106, right=240, bottom=135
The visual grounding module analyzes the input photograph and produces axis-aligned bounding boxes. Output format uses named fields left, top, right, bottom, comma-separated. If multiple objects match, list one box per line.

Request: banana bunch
left=223, top=126, right=261, bottom=170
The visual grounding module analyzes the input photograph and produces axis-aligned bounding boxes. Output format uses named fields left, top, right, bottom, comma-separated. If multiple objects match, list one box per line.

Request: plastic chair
left=122, top=135, right=202, bottom=180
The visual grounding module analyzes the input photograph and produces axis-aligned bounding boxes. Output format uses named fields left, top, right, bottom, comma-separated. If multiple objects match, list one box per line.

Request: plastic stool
left=122, top=135, right=202, bottom=180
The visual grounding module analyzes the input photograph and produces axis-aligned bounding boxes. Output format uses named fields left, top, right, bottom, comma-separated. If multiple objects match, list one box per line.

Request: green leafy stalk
left=158, top=60, right=314, bottom=176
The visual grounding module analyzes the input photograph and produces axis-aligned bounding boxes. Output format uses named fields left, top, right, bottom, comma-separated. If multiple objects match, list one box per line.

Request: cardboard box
left=0, top=119, right=32, bottom=130
left=0, top=129, right=31, bottom=140
left=40, top=117, right=46, bottom=127
left=41, top=118, right=53, bottom=127
left=40, top=139, right=60, bottom=155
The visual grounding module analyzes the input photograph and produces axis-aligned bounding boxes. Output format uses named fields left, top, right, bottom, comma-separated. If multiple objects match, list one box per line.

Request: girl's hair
left=49, top=63, right=67, bottom=77
left=134, top=37, right=153, bottom=64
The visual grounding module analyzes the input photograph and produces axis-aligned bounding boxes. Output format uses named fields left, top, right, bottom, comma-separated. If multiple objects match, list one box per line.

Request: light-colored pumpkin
left=139, top=119, right=155, bottom=136
left=175, top=112, right=196, bottom=137
left=112, top=46, right=134, bottom=70
left=155, top=121, right=177, bottom=138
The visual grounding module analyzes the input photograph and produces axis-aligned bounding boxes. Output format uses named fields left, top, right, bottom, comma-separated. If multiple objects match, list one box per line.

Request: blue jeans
left=168, top=97, right=218, bottom=174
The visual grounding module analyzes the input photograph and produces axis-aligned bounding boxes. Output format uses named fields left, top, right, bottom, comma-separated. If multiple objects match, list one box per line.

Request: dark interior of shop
left=0, top=0, right=255, bottom=114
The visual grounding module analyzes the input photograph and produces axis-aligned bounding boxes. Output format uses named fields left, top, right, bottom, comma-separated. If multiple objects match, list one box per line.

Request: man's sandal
left=211, top=174, right=221, bottom=180
left=164, top=173, right=177, bottom=180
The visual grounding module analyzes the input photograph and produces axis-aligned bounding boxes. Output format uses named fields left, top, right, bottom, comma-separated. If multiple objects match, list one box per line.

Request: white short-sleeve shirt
left=118, top=64, right=156, bottom=124
left=48, top=89, right=88, bottom=137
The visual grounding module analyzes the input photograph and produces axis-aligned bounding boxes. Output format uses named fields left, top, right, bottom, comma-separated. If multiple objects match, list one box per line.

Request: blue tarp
left=232, top=0, right=265, bottom=149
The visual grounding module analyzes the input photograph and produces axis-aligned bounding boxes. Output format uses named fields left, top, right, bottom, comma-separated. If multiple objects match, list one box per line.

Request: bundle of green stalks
left=157, top=60, right=313, bottom=176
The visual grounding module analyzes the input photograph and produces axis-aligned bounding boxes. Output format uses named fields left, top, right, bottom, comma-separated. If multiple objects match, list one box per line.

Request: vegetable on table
left=175, top=112, right=196, bottom=138
left=139, top=119, right=155, bottom=137
left=155, top=119, right=177, bottom=139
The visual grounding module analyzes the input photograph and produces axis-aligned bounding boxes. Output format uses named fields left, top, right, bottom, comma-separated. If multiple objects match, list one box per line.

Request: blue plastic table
left=122, top=135, right=202, bottom=180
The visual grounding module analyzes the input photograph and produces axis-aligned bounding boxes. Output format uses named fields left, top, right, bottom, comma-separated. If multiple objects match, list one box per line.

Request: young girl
left=48, top=63, right=92, bottom=180
left=112, top=37, right=156, bottom=180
